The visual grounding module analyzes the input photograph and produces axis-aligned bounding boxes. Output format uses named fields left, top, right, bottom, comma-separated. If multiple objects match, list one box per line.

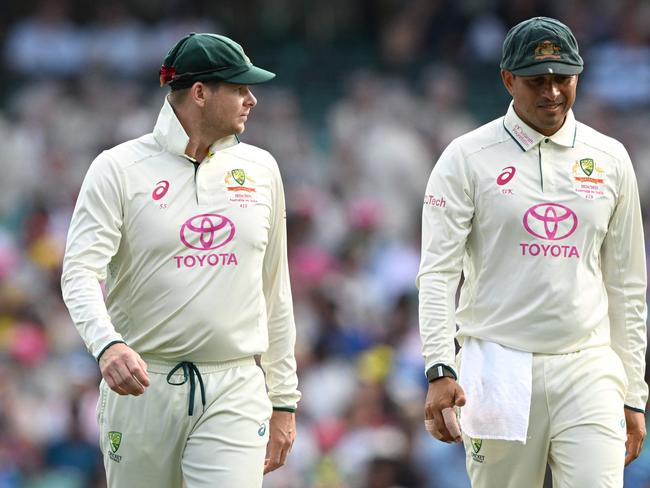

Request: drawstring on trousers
left=166, top=361, right=206, bottom=416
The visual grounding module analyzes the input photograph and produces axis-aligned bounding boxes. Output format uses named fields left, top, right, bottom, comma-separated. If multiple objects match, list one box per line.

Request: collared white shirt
left=417, top=103, right=648, bottom=410
left=61, top=98, right=300, bottom=408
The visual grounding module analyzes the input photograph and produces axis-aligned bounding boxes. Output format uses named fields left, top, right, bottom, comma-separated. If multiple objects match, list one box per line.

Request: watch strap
left=426, top=363, right=457, bottom=382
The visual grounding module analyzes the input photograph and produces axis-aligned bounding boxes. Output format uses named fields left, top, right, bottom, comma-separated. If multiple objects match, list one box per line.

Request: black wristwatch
left=426, top=363, right=457, bottom=383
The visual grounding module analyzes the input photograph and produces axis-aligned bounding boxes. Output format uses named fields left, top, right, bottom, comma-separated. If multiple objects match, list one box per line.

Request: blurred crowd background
left=1, top=0, right=650, bottom=487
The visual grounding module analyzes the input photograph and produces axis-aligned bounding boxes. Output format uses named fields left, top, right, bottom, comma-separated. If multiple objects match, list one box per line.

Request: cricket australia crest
left=107, top=431, right=123, bottom=462
left=579, top=158, right=594, bottom=176
left=470, top=438, right=485, bottom=463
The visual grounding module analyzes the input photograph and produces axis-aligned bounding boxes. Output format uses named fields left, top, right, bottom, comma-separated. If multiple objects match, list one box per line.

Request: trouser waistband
left=140, top=356, right=256, bottom=416
left=141, top=356, right=256, bottom=374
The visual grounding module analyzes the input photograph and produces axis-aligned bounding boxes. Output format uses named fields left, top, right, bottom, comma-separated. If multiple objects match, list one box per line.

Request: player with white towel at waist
left=417, top=16, right=647, bottom=488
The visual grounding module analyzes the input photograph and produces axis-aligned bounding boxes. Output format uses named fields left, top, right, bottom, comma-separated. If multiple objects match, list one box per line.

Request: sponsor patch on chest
left=520, top=203, right=581, bottom=259
left=174, top=213, right=239, bottom=269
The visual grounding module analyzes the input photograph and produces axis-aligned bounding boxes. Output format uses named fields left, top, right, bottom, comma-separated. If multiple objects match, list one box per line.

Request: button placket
left=539, top=139, right=555, bottom=192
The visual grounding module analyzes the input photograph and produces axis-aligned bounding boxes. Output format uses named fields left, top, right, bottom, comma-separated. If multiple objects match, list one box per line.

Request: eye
left=526, top=77, right=545, bottom=87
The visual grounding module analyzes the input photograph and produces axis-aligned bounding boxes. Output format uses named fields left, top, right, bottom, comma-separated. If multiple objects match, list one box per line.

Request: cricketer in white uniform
left=418, top=17, right=647, bottom=487
left=61, top=33, right=300, bottom=487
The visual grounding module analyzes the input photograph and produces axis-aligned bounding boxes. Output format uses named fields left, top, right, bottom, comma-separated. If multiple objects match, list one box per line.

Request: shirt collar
left=152, top=97, right=239, bottom=160
left=503, top=102, right=577, bottom=152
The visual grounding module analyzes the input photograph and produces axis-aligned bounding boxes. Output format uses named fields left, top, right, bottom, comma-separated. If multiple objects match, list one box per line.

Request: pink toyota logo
left=180, top=214, right=235, bottom=250
left=523, top=203, right=578, bottom=241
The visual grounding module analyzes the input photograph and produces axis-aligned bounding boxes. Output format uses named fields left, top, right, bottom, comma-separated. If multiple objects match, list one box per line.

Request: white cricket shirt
left=417, top=103, right=648, bottom=410
left=61, top=98, right=300, bottom=408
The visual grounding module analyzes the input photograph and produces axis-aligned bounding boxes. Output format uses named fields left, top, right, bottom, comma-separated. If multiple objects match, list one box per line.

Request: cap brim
left=512, top=62, right=583, bottom=76
left=224, top=66, right=276, bottom=84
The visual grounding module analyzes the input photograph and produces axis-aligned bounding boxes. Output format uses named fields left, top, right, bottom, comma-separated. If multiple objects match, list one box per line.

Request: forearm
left=262, top=265, right=300, bottom=408
left=61, top=266, right=124, bottom=358
left=418, top=272, right=461, bottom=373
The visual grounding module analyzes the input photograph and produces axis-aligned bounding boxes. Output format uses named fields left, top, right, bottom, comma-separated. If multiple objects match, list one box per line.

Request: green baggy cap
left=159, top=33, right=275, bottom=89
left=500, top=17, right=584, bottom=76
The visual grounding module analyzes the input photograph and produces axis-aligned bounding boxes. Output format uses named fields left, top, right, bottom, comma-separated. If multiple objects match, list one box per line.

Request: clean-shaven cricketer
left=61, top=33, right=300, bottom=487
left=417, top=17, right=647, bottom=487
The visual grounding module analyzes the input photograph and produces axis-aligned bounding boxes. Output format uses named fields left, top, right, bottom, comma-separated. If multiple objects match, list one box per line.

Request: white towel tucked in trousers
left=459, top=337, right=533, bottom=443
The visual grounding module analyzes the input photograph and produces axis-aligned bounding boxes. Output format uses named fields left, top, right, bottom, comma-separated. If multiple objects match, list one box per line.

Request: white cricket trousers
left=96, top=356, right=272, bottom=487
left=462, top=346, right=628, bottom=487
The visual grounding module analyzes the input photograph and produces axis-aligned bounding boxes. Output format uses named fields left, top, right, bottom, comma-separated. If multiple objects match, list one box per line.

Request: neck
left=173, top=107, right=218, bottom=162
left=184, top=137, right=212, bottom=162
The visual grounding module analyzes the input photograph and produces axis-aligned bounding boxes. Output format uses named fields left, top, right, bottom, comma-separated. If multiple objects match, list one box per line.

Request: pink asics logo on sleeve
left=180, top=214, right=235, bottom=250
left=523, top=203, right=577, bottom=240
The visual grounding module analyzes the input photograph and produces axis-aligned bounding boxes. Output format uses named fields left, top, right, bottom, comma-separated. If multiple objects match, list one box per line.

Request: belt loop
left=166, top=361, right=206, bottom=416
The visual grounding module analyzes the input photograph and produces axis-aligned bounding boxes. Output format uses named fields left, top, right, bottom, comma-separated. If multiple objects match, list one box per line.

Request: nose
left=542, top=80, right=561, bottom=100
left=244, top=87, right=257, bottom=107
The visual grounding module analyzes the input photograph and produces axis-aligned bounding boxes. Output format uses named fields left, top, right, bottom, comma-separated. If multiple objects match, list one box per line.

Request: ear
left=189, top=82, right=208, bottom=108
left=501, top=69, right=515, bottom=97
